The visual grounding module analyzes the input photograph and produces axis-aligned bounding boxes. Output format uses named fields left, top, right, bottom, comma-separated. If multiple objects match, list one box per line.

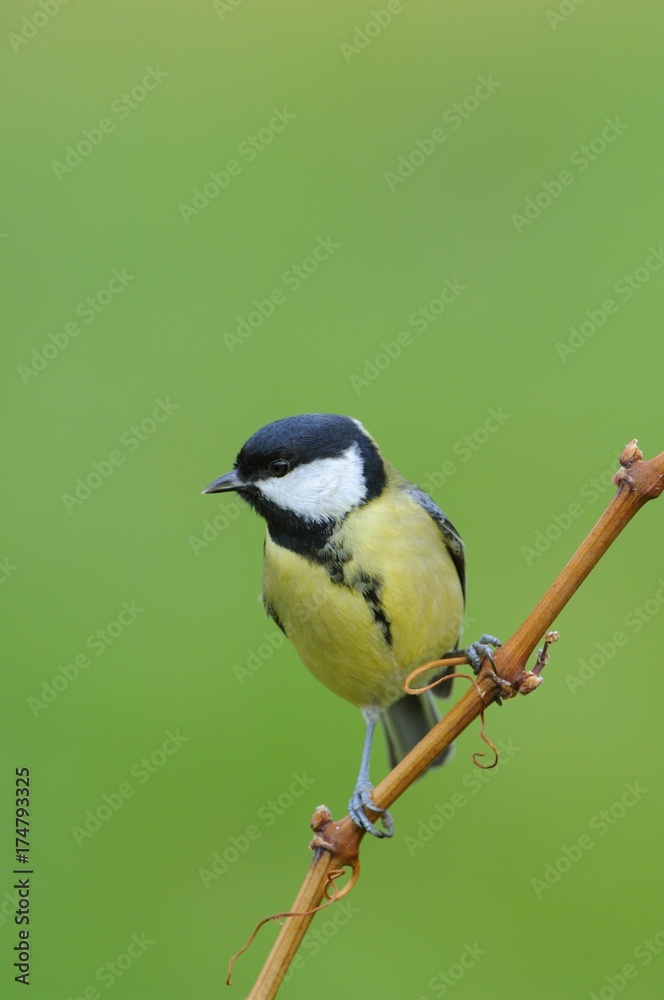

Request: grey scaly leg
left=348, top=707, right=394, bottom=839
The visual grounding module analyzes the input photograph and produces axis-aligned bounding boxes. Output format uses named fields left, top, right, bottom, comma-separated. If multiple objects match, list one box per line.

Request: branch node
left=612, top=467, right=635, bottom=490
left=308, top=805, right=336, bottom=852
left=619, top=438, right=642, bottom=468
left=516, top=672, right=543, bottom=695
left=479, top=628, right=558, bottom=701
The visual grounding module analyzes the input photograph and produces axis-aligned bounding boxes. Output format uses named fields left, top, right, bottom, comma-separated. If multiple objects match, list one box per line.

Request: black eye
left=268, top=459, right=290, bottom=478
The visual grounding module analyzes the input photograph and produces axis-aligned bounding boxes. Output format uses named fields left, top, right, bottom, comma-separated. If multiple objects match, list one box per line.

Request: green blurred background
left=3, top=2, right=664, bottom=997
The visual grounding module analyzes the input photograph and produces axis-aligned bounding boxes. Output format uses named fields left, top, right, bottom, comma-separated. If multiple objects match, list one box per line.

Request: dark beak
left=201, top=469, right=245, bottom=494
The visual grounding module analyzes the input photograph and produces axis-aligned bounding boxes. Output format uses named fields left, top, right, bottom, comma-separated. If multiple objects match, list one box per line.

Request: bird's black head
left=202, top=414, right=387, bottom=553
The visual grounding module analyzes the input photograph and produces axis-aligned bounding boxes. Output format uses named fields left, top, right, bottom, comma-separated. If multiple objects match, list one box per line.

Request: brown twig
left=239, top=441, right=664, bottom=999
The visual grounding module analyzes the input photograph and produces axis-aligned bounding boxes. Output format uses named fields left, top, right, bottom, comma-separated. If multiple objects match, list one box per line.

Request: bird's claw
left=466, top=634, right=502, bottom=675
left=348, top=783, right=394, bottom=839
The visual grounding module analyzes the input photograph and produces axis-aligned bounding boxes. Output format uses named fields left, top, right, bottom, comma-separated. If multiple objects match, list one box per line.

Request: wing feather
left=405, top=485, right=466, bottom=598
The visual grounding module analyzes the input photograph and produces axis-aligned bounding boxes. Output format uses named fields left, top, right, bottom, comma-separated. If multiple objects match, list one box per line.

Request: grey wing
left=406, top=486, right=466, bottom=599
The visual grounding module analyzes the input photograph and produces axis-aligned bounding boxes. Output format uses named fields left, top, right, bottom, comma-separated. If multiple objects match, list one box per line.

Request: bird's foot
left=465, top=634, right=502, bottom=675
left=348, top=783, right=394, bottom=839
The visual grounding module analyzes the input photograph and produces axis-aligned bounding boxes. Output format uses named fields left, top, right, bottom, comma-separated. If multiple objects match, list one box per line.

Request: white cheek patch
left=258, top=443, right=367, bottom=520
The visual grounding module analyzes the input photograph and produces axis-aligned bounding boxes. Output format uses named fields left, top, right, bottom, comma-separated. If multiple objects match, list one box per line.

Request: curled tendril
left=471, top=709, right=500, bottom=769
left=404, top=658, right=486, bottom=700
left=403, top=658, right=499, bottom=769
left=226, top=862, right=359, bottom=985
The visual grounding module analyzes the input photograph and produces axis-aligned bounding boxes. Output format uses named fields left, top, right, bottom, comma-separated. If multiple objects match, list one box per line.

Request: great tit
left=203, top=413, right=498, bottom=838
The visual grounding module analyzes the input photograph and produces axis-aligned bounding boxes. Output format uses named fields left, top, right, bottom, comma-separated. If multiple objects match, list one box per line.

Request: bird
left=203, top=413, right=498, bottom=838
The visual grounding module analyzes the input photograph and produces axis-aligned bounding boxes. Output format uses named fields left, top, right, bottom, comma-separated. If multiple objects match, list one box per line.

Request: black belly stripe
left=318, top=539, right=393, bottom=647
left=357, top=576, right=392, bottom=647
left=369, top=601, right=392, bottom=646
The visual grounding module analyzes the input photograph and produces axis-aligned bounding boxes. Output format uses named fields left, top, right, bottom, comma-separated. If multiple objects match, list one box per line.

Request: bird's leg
left=466, top=633, right=502, bottom=674
left=348, top=707, right=394, bottom=839
left=442, top=633, right=504, bottom=704
left=445, top=633, right=502, bottom=675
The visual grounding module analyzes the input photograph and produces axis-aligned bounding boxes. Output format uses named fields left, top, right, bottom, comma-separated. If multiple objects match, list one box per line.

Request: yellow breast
left=261, top=487, right=464, bottom=709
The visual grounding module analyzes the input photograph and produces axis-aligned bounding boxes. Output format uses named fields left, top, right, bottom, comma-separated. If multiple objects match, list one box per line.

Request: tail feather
left=381, top=690, right=454, bottom=771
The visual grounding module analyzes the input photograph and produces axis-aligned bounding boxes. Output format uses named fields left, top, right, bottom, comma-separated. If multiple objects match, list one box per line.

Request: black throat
left=241, top=486, right=340, bottom=558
